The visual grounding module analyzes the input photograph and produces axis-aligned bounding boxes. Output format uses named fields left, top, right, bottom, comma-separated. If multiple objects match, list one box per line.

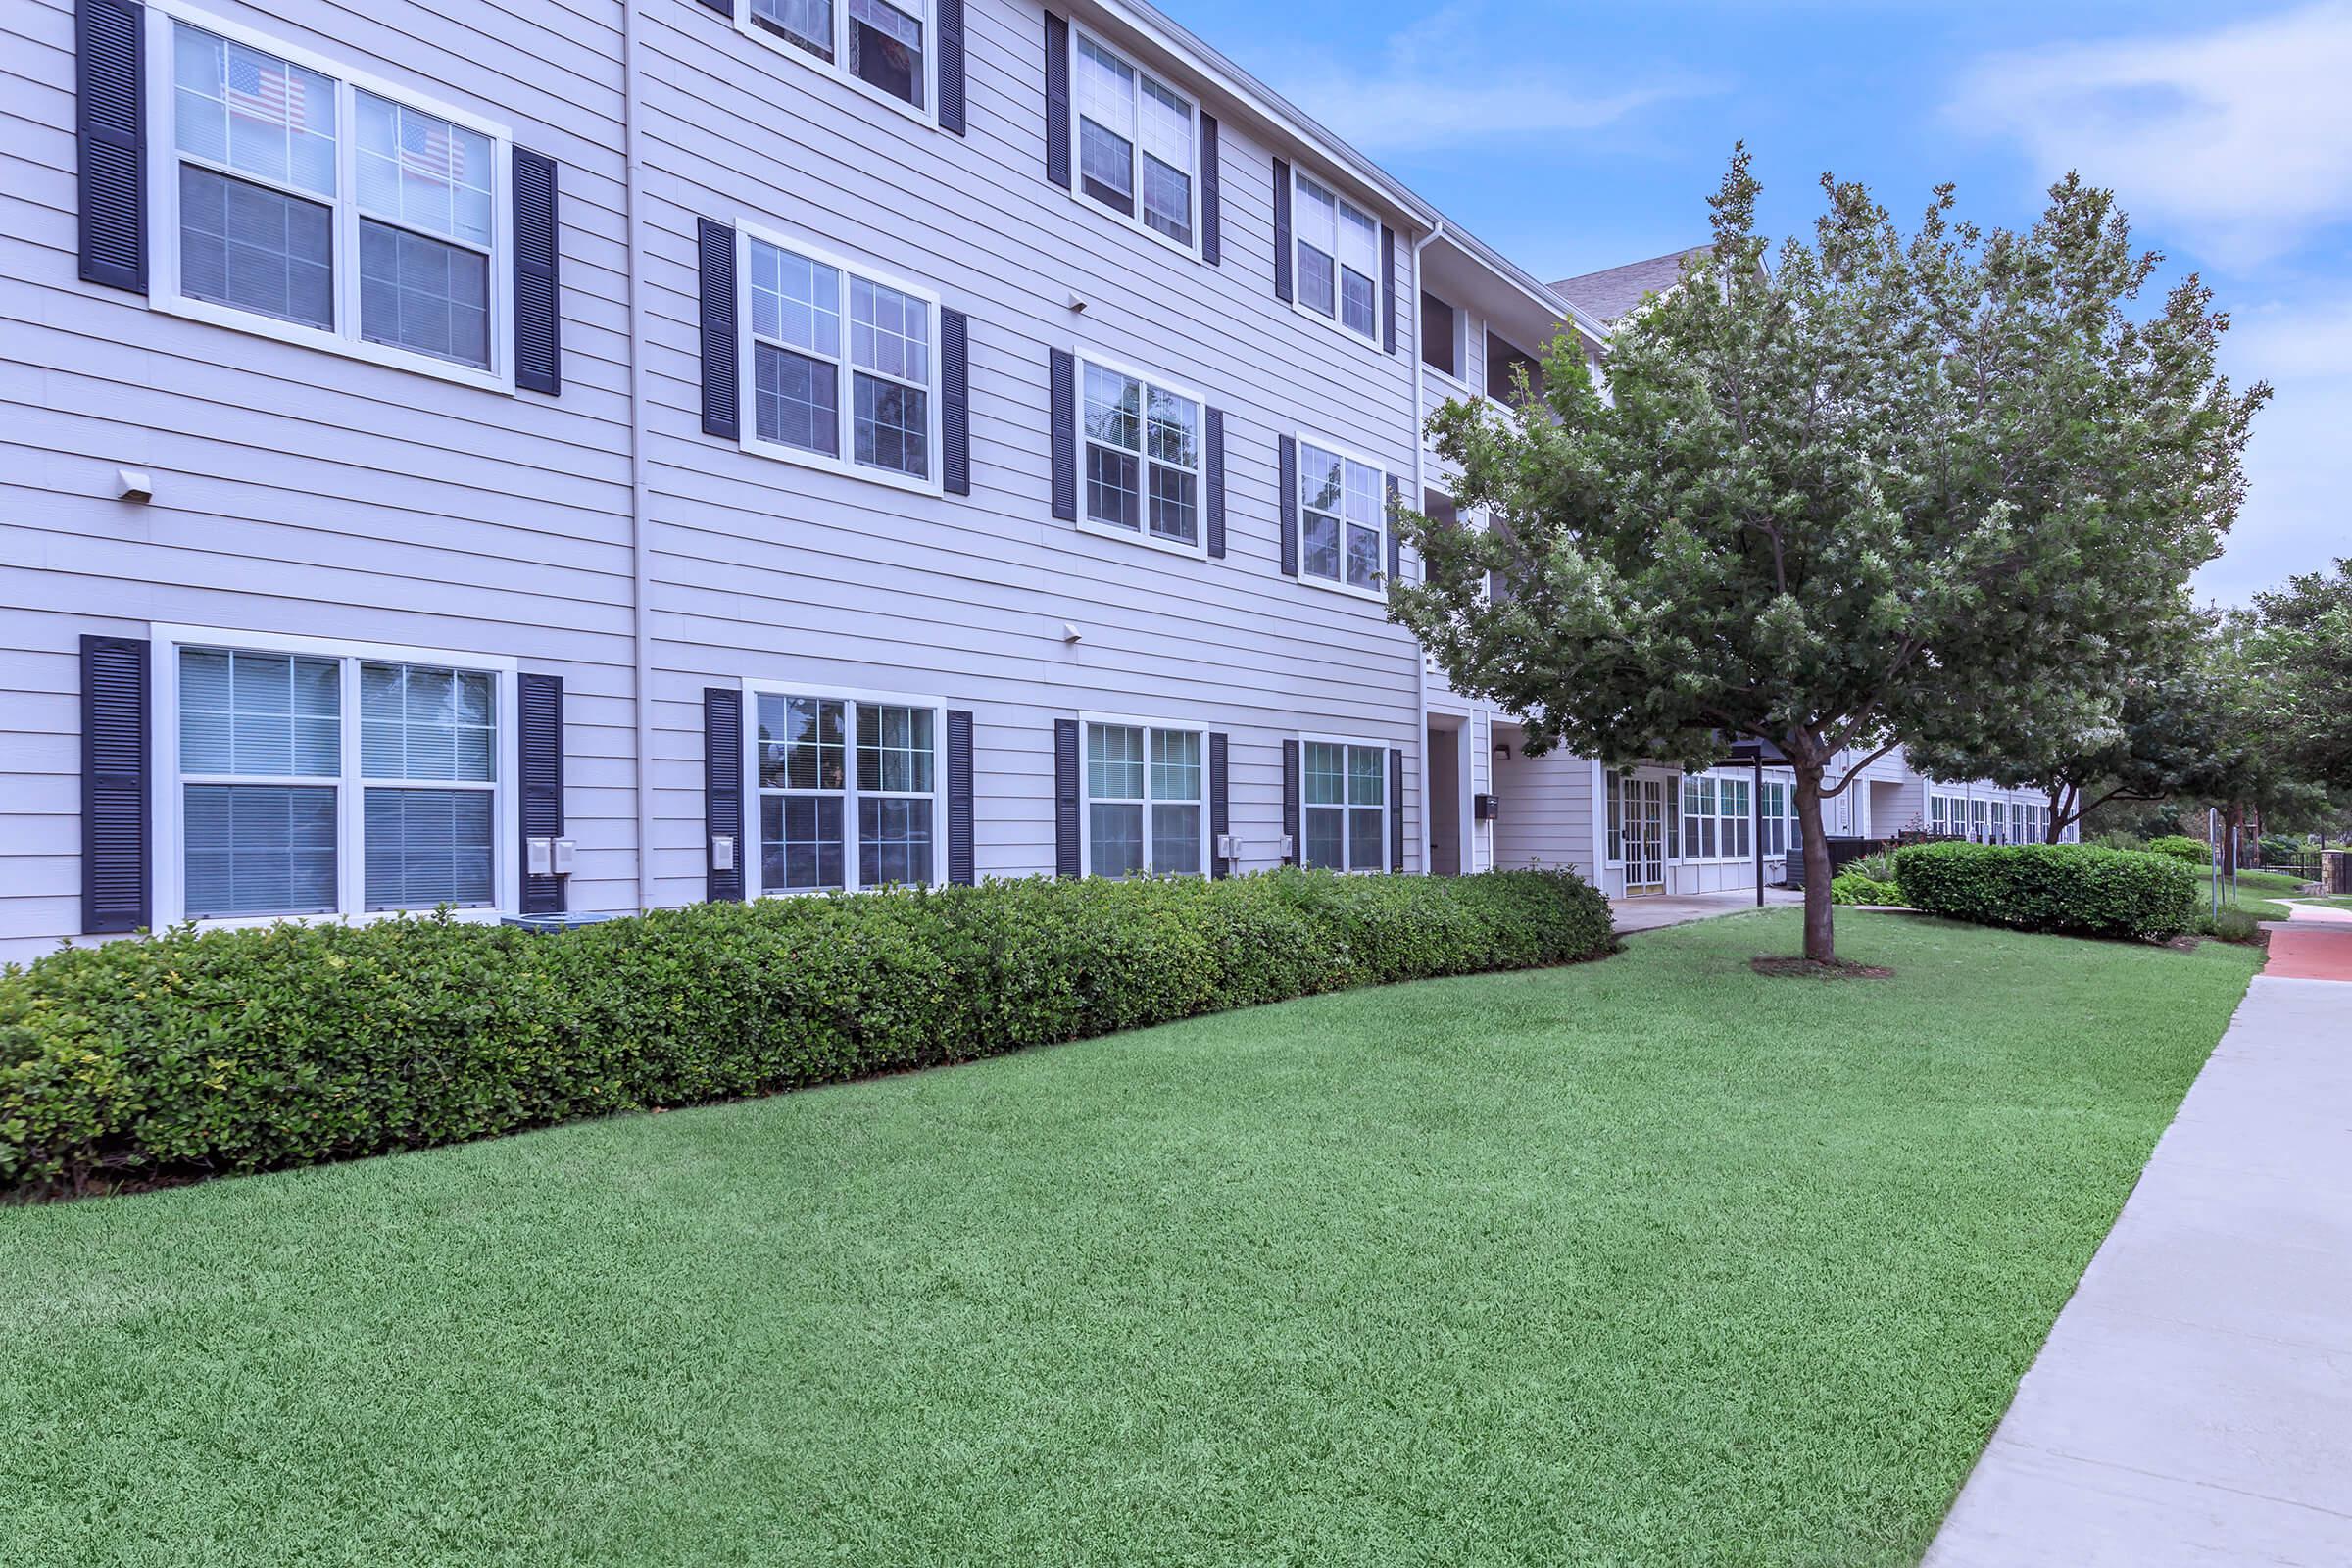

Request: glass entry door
left=1625, top=777, right=1667, bottom=894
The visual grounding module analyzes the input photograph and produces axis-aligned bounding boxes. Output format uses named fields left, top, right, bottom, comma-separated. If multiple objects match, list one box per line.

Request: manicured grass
left=2235, top=869, right=2315, bottom=896
left=2297, top=894, right=2352, bottom=911
left=0, top=911, right=2257, bottom=1568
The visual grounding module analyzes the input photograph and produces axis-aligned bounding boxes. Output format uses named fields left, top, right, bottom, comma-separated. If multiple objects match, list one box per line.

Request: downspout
left=618, top=0, right=657, bottom=909
left=1409, top=221, right=1442, bottom=874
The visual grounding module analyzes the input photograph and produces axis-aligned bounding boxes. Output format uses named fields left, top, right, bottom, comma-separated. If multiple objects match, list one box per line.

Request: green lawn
left=0, top=910, right=2257, bottom=1568
left=2193, top=869, right=2309, bottom=921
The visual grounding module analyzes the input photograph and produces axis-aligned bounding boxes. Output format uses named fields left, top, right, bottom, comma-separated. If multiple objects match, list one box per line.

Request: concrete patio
left=1926, top=907, right=2352, bottom=1566
left=1610, top=887, right=1803, bottom=935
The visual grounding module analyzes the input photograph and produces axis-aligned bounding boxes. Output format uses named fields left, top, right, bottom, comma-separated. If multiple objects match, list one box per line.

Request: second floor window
left=1487, top=331, right=1544, bottom=405
left=1081, top=358, right=1202, bottom=552
left=1072, top=32, right=1196, bottom=248
left=744, top=231, right=938, bottom=489
left=1298, top=440, right=1387, bottom=596
left=1293, top=171, right=1379, bottom=342
left=746, top=0, right=929, bottom=116
left=157, top=15, right=510, bottom=384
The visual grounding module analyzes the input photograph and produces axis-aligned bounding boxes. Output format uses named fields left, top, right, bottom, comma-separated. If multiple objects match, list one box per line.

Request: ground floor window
left=163, top=634, right=509, bottom=923
left=754, top=688, right=942, bottom=892
left=1758, top=779, right=1793, bottom=857
left=1302, top=738, right=1385, bottom=871
left=1680, top=772, right=1753, bottom=859
left=1085, top=720, right=1204, bottom=877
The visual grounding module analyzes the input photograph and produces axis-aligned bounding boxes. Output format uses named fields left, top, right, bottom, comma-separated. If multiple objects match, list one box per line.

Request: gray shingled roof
left=1549, top=247, right=1713, bottom=324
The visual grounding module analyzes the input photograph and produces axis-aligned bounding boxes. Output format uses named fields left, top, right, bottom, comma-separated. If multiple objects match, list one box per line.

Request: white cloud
left=1268, top=3, right=1711, bottom=155
left=1949, top=3, right=2352, bottom=266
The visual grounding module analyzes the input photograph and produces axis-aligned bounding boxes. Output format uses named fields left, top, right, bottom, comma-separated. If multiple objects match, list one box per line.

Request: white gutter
left=619, top=0, right=657, bottom=910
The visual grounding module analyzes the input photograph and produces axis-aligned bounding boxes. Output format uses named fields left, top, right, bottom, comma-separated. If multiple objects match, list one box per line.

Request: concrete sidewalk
left=1610, top=888, right=1801, bottom=935
left=1925, top=952, right=2352, bottom=1566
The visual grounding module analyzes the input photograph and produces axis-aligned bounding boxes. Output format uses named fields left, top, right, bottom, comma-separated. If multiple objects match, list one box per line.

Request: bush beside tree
left=1892, top=843, right=2196, bottom=942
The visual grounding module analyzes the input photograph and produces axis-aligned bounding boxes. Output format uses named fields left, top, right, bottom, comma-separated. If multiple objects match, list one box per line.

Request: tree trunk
left=2044, top=783, right=2070, bottom=844
left=1793, top=765, right=1836, bottom=962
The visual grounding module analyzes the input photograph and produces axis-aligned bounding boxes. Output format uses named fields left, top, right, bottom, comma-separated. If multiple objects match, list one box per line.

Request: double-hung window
left=152, top=6, right=511, bottom=387
left=1969, top=797, right=1990, bottom=841
left=1084, top=720, right=1204, bottom=877
left=1291, top=170, right=1380, bottom=342
left=1297, top=438, right=1388, bottom=596
left=742, top=0, right=931, bottom=119
left=1071, top=30, right=1196, bottom=249
left=1080, top=355, right=1203, bottom=552
left=160, top=631, right=513, bottom=925
left=753, top=688, right=944, bottom=892
left=1301, top=739, right=1386, bottom=872
left=1681, top=775, right=1717, bottom=858
left=1758, top=779, right=1789, bottom=857
left=1715, top=774, right=1751, bottom=859
left=742, top=227, right=939, bottom=491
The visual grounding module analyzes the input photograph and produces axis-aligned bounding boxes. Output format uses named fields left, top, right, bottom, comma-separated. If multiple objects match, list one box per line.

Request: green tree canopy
left=1393, top=150, right=2266, bottom=960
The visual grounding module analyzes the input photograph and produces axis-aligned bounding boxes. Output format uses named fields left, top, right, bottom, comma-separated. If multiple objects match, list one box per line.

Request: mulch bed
left=1750, top=956, right=1895, bottom=980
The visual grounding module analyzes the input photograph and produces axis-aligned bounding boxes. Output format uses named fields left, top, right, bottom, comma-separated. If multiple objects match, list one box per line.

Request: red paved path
left=2265, top=904, right=2352, bottom=982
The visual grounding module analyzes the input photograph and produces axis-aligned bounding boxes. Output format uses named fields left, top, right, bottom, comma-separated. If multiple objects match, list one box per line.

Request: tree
left=1900, top=618, right=2216, bottom=843
left=1392, top=150, right=2266, bottom=962
left=2252, top=559, right=2352, bottom=791
left=2167, top=613, right=2329, bottom=877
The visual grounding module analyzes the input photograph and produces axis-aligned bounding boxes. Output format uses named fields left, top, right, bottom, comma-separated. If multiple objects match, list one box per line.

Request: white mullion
left=844, top=698, right=863, bottom=892
left=836, top=265, right=856, bottom=471
left=333, top=78, right=358, bottom=345
left=337, top=657, right=363, bottom=916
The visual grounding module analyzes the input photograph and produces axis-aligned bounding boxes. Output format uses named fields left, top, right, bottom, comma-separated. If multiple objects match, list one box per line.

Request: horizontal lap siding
left=0, top=0, right=639, bottom=963
left=1491, top=748, right=1594, bottom=879
left=638, top=0, right=1424, bottom=898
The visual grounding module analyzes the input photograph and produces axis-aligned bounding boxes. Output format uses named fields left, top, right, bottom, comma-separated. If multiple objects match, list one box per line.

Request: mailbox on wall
left=1472, top=793, right=1498, bottom=822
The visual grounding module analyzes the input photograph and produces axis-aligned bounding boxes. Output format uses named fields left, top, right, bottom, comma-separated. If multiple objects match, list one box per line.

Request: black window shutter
left=1054, top=717, right=1081, bottom=878
left=947, top=709, right=975, bottom=885
left=1390, top=748, right=1405, bottom=872
left=76, top=0, right=146, bottom=293
left=1277, top=434, right=1298, bottom=576
left=1204, top=408, right=1225, bottom=559
left=937, top=0, right=966, bottom=135
left=1271, top=158, right=1292, bottom=303
left=1049, top=348, right=1076, bottom=520
left=1199, top=114, right=1220, bottom=265
left=1043, top=13, right=1071, bottom=190
left=517, top=671, right=565, bottom=914
left=1381, top=223, right=1397, bottom=354
left=79, top=633, right=149, bottom=934
left=1208, top=731, right=1229, bottom=879
left=1386, top=473, right=1402, bottom=586
left=697, top=218, right=739, bottom=440
left=512, top=148, right=561, bottom=396
left=942, top=307, right=970, bottom=495
left=1280, top=738, right=1299, bottom=866
left=704, top=686, right=744, bottom=902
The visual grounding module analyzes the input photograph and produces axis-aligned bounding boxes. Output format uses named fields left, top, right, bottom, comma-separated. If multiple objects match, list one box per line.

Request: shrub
left=2145, top=834, right=2213, bottom=865
left=1891, top=842, right=2197, bottom=942
left=0, top=868, right=1615, bottom=1195
left=2089, top=830, right=2148, bottom=853
left=1830, top=872, right=1902, bottom=906
left=2195, top=906, right=2262, bottom=945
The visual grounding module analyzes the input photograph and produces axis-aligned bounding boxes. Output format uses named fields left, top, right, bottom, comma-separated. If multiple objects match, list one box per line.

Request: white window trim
left=1287, top=166, right=1384, bottom=349
left=734, top=220, right=945, bottom=498
left=141, top=0, right=516, bottom=396
left=734, top=0, right=939, bottom=129
left=1292, top=430, right=1392, bottom=603
left=739, top=677, right=950, bottom=896
left=1419, top=293, right=1470, bottom=392
left=1675, top=769, right=1759, bottom=864
left=1072, top=348, right=1209, bottom=560
left=148, top=624, right=520, bottom=932
left=1297, top=731, right=1390, bottom=874
left=1077, top=710, right=1211, bottom=879
left=1065, top=24, right=1200, bottom=262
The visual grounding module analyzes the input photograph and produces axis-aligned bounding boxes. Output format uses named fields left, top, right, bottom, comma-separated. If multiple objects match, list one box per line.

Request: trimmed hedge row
left=1891, top=842, right=2197, bottom=942
left=1, top=868, right=1614, bottom=1194
left=2145, top=835, right=2214, bottom=865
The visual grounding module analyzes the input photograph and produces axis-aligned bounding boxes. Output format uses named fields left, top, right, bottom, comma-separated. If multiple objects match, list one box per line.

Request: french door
left=1625, top=777, right=1667, bottom=894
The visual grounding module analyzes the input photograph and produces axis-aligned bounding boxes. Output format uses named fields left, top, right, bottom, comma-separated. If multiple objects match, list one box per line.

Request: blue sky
left=1167, top=0, right=2352, bottom=604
